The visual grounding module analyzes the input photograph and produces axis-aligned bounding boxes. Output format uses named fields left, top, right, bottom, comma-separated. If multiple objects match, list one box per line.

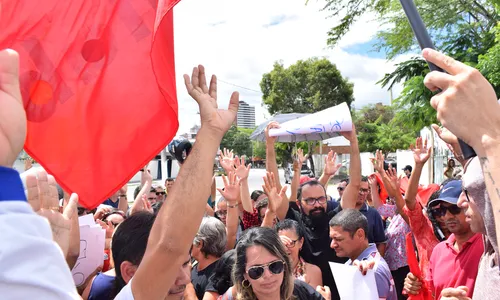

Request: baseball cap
left=428, top=180, right=462, bottom=207
left=402, top=165, right=412, bottom=172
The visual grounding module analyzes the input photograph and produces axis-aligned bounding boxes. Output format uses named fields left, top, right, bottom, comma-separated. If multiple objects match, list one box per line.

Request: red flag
left=0, top=0, right=181, bottom=208
left=405, top=233, right=432, bottom=300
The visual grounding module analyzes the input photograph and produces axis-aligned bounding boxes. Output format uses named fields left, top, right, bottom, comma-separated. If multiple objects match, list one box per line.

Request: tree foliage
left=260, top=57, right=354, bottom=115
left=220, top=126, right=253, bottom=158
left=319, top=0, right=500, bottom=132
left=354, top=103, right=415, bottom=152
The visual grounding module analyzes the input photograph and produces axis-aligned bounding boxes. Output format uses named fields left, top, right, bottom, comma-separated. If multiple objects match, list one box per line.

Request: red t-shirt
left=427, top=233, right=484, bottom=299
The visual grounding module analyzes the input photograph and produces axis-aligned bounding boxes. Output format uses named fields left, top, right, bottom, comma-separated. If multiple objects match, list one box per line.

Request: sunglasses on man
left=430, top=204, right=463, bottom=218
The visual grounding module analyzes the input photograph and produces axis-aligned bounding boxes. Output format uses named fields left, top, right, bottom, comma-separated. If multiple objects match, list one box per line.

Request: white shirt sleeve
left=114, top=279, right=134, bottom=300
left=0, top=201, right=80, bottom=299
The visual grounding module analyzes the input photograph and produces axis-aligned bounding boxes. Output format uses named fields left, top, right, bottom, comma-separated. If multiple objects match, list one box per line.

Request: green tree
left=354, top=103, right=416, bottom=152
left=220, top=126, right=253, bottom=158
left=260, top=57, right=354, bottom=115
left=252, top=141, right=266, bottom=159
left=318, top=0, right=499, bottom=131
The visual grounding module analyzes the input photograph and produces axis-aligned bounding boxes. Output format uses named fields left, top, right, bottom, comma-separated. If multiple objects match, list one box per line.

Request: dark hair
left=329, top=209, right=368, bottom=239
left=133, top=186, right=141, bottom=200
left=275, top=219, right=304, bottom=240
left=233, top=227, right=294, bottom=299
left=251, top=190, right=265, bottom=202
left=297, top=179, right=326, bottom=202
left=361, top=176, right=369, bottom=182
left=111, top=211, right=156, bottom=297
left=255, top=198, right=269, bottom=221
left=101, top=209, right=126, bottom=222
left=210, top=249, right=236, bottom=295
left=340, top=178, right=350, bottom=184
left=166, top=177, right=175, bottom=182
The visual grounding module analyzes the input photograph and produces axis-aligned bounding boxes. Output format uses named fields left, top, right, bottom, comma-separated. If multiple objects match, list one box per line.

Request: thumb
left=0, top=49, right=22, bottom=102
left=63, top=193, right=79, bottom=219
left=228, top=91, right=240, bottom=115
left=280, top=185, right=288, bottom=196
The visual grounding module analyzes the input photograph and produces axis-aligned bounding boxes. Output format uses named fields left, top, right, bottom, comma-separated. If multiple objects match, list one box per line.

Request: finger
left=262, top=184, right=269, bottom=195
left=422, top=48, right=467, bottom=76
left=241, top=156, right=246, bottom=165
left=209, top=74, right=217, bottom=100
left=37, top=170, right=51, bottom=209
left=191, top=66, right=200, bottom=89
left=431, top=124, right=442, bottom=136
left=228, top=91, right=240, bottom=115
left=246, top=164, right=251, bottom=171
left=198, top=65, right=209, bottom=94
left=47, top=175, right=60, bottom=209
left=441, top=288, right=467, bottom=297
left=96, top=219, right=107, bottom=229
left=183, top=74, right=196, bottom=99
left=0, top=50, right=22, bottom=102
left=26, top=173, right=41, bottom=211
left=270, top=172, right=276, bottom=187
left=280, top=185, right=288, bottom=196
left=222, top=174, right=229, bottom=187
left=263, top=175, right=270, bottom=189
left=62, top=193, right=78, bottom=220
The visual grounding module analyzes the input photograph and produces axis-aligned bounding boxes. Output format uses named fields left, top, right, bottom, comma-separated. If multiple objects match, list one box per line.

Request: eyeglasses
left=463, top=188, right=471, bottom=202
left=359, top=188, right=370, bottom=194
left=246, top=260, right=285, bottom=280
left=302, top=196, right=327, bottom=206
left=148, top=197, right=156, bottom=201
left=337, top=187, right=344, bottom=191
left=283, top=239, right=300, bottom=248
left=430, top=205, right=463, bottom=217
left=215, top=210, right=227, bottom=217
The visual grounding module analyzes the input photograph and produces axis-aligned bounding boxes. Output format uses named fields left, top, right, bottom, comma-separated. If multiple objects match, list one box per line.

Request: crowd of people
left=1, top=46, right=500, bottom=300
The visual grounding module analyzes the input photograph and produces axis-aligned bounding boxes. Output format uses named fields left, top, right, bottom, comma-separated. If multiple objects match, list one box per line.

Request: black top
left=285, top=206, right=347, bottom=300
left=293, top=279, right=325, bottom=300
left=191, top=260, right=219, bottom=299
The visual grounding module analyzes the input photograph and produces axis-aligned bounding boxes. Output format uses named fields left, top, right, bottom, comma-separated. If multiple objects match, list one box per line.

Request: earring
left=242, top=279, right=251, bottom=289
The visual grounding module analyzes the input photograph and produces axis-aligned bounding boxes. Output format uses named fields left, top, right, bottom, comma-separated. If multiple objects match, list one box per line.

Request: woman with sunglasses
left=219, top=227, right=328, bottom=300
left=275, top=219, right=322, bottom=289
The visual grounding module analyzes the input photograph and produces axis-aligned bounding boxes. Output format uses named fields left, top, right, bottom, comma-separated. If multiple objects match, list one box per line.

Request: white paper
left=329, top=262, right=378, bottom=300
left=78, top=214, right=95, bottom=226
left=269, top=102, right=352, bottom=137
left=71, top=216, right=106, bottom=287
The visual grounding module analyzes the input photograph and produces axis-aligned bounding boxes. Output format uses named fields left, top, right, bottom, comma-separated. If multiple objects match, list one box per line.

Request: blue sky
left=342, top=39, right=388, bottom=59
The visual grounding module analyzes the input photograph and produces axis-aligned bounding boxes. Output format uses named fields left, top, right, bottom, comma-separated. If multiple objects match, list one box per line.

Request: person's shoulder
left=114, top=281, right=134, bottom=300
left=293, top=279, right=323, bottom=299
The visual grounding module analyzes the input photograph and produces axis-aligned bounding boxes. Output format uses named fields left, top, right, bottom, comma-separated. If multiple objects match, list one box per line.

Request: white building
left=236, top=101, right=255, bottom=129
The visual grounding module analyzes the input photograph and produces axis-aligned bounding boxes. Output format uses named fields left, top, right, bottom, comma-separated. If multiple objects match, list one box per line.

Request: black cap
left=402, top=165, right=412, bottom=172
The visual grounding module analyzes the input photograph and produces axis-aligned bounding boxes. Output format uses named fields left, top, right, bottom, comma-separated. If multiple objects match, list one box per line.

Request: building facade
left=236, top=100, right=255, bottom=129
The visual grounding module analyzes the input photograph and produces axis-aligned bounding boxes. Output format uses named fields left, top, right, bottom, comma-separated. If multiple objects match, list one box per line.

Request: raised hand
left=367, top=174, right=378, bottom=188
left=431, top=124, right=458, bottom=146
left=262, top=172, right=287, bottom=213
left=184, top=65, right=239, bottom=138
left=234, top=155, right=251, bottom=180
left=340, top=123, right=358, bottom=143
left=423, top=49, right=500, bottom=150
left=0, top=50, right=26, bottom=168
left=410, top=137, right=432, bottom=165
left=217, top=172, right=241, bottom=203
left=265, top=121, right=280, bottom=144
left=26, top=169, right=78, bottom=257
left=370, top=150, right=385, bottom=173
left=219, top=148, right=235, bottom=173
left=384, top=166, right=401, bottom=197
left=323, top=150, right=341, bottom=176
left=297, top=148, right=308, bottom=166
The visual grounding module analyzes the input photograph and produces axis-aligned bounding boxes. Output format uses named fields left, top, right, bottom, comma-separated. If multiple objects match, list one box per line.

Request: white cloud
left=172, top=0, right=410, bottom=136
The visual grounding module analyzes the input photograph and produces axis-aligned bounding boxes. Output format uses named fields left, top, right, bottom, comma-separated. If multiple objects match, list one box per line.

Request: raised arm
left=289, top=149, right=307, bottom=203
left=340, top=125, right=361, bottom=209
left=131, top=65, right=239, bottom=300
left=319, top=150, right=341, bottom=187
left=404, top=138, right=431, bottom=211
left=234, top=156, right=253, bottom=213
left=262, top=172, right=287, bottom=227
left=217, top=172, right=241, bottom=250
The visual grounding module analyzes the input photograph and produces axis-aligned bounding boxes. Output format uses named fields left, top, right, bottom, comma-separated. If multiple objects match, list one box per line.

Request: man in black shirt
left=276, top=126, right=362, bottom=300
left=191, top=216, right=227, bottom=299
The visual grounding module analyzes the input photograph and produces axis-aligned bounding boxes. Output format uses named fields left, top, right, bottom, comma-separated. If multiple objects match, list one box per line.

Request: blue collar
left=0, top=167, right=27, bottom=201
left=356, top=243, right=378, bottom=261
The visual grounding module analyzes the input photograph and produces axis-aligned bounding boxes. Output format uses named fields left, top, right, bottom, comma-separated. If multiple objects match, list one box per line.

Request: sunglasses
left=247, top=260, right=285, bottom=280
left=156, top=191, right=166, bottom=196
left=302, top=196, right=327, bottom=206
left=359, top=188, right=370, bottom=194
left=430, top=204, right=462, bottom=217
